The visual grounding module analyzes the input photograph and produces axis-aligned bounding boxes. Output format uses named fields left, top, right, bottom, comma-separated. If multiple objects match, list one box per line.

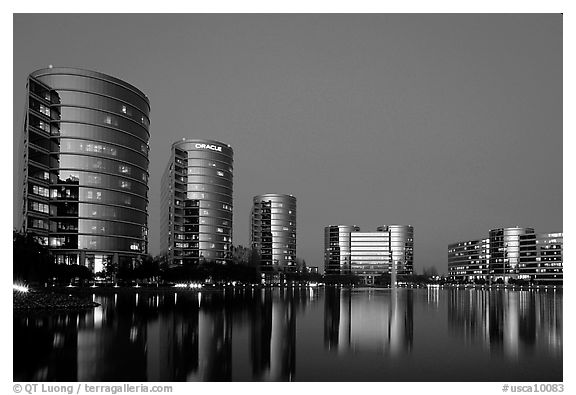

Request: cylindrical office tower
left=489, top=226, right=534, bottom=283
left=22, top=67, right=151, bottom=272
left=324, top=225, right=360, bottom=275
left=161, top=139, right=233, bottom=266
left=376, top=225, right=414, bottom=275
left=251, top=194, right=297, bottom=271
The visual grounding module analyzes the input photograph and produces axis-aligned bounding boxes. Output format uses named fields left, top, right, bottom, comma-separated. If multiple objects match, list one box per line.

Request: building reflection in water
left=251, top=288, right=296, bottom=381
left=323, top=288, right=413, bottom=356
left=447, top=289, right=562, bottom=359
left=14, top=287, right=315, bottom=382
left=14, top=287, right=561, bottom=381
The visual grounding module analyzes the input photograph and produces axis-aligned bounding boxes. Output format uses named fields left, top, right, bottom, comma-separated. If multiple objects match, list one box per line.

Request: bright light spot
left=13, top=284, right=29, bottom=293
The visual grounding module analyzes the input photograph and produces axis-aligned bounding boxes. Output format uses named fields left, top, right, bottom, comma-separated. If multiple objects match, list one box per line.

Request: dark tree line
left=13, top=230, right=93, bottom=285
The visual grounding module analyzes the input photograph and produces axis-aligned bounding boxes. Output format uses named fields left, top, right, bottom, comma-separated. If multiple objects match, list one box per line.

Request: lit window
left=120, top=181, right=131, bottom=189
left=39, top=104, right=50, bottom=117
left=121, top=105, right=127, bottom=114
left=119, top=165, right=131, bottom=174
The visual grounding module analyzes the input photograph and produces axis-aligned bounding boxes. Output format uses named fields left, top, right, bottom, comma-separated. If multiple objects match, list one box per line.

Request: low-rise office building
left=324, top=225, right=414, bottom=285
left=518, top=232, right=563, bottom=284
left=448, top=227, right=562, bottom=285
left=324, top=225, right=360, bottom=275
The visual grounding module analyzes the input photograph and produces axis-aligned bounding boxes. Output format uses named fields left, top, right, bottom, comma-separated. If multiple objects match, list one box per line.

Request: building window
left=29, top=201, right=49, bottom=214
left=39, top=104, right=50, bottom=117
left=87, top=175, right=101, bottom=185
left=120, top=180, right=131, bottom=189
left=32, top=185, right=49, bottom=197
left=119, top=165, right=131, bottom=174
left=38, top=120, right=49, bottom=132
left=104, top=115, right=118, bottom=126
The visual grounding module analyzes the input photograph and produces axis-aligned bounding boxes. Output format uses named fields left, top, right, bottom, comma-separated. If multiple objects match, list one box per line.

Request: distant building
left=324, top=225, right=414, bottom=285
left=20, top=67, right=151, bottom=272
left=518, top=232, right=563, bottom=284
left=447, top=238, right=489, bottom=281
left=324, top=225, right=360, bottom=275
left=488, top=227, right=534, bottom=282
left=160, top=139, right=234, bottom=266
left=377, top=225, right=415, bottom=275
left=304, top=266, right=319, bottom=274
left=448, top=227, right=563, bottom=285
left=250, top=194, right=297, bottom=279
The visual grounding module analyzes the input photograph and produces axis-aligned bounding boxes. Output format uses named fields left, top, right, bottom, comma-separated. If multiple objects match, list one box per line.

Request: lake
left=13, top=286, right=562, bottom=382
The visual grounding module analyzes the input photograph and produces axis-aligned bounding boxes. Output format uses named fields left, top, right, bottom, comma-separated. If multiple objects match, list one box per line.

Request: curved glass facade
left=251, top=194, right=297, bottom=270
left=324, top=225, right=360, bottom=275
left=161, top=139, right=233, bottom=266
left=447, top=227, right=562, bottom=285
left=326, top=224, right=414, bottom=285
left=22, top=67, right=150, bottom=271
left=489, top=227, right=534, bottom=282
left=376, top=225, right=414, bottom=274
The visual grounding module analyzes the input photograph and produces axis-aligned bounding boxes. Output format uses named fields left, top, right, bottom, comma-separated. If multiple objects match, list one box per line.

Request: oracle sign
left=195, top=143, right=222, bottom=152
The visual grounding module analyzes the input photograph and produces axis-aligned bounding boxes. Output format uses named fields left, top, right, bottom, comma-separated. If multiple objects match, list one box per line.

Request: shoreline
left=19, top=282, right=563, bottom=295
left=13, top=289, right=100, bottom=313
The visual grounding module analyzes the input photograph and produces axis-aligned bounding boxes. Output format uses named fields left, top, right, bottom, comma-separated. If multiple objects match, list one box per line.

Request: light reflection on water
left=13, top=287, right=562, bottom=382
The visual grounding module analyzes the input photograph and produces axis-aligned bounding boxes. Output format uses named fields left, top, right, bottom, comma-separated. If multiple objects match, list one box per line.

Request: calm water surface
left=14, top=287, right=562, bottom=382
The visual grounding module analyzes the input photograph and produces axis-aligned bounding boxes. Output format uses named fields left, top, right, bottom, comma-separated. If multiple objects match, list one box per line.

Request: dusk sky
left=12, top=14, right=562, bottom=274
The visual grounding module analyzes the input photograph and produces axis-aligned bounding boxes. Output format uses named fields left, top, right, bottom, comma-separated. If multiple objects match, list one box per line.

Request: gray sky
left=13, top=14, right=562, bottom=274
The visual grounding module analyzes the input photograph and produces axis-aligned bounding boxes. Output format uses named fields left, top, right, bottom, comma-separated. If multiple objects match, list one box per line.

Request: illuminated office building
left=518, top=232, right=563, bottom=284
left=324, top=225, right=414, bottom=285
left=161, top=139, right=234, bottom=266
left=488, top=227, right=534, bottom=282
left=448, top=227, right=563, bottom=285
left=324, top=225, right=360, bottom=275
left=20, top=67, right=150, bottom=272
left=250, top=194, right=297, bottom=281
left=377, top=225, right=414, bottom=274
left=447, top=238, right=490, bottom=282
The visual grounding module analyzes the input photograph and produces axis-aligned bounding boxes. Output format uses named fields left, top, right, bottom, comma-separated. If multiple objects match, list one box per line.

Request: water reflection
left=447, top=288, right=562, bottom=359
left=251, top=288, right=297, bottom=381
left=324, top=288, right=413, bottom=356
left=13, top=287, right=562, bottom=381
